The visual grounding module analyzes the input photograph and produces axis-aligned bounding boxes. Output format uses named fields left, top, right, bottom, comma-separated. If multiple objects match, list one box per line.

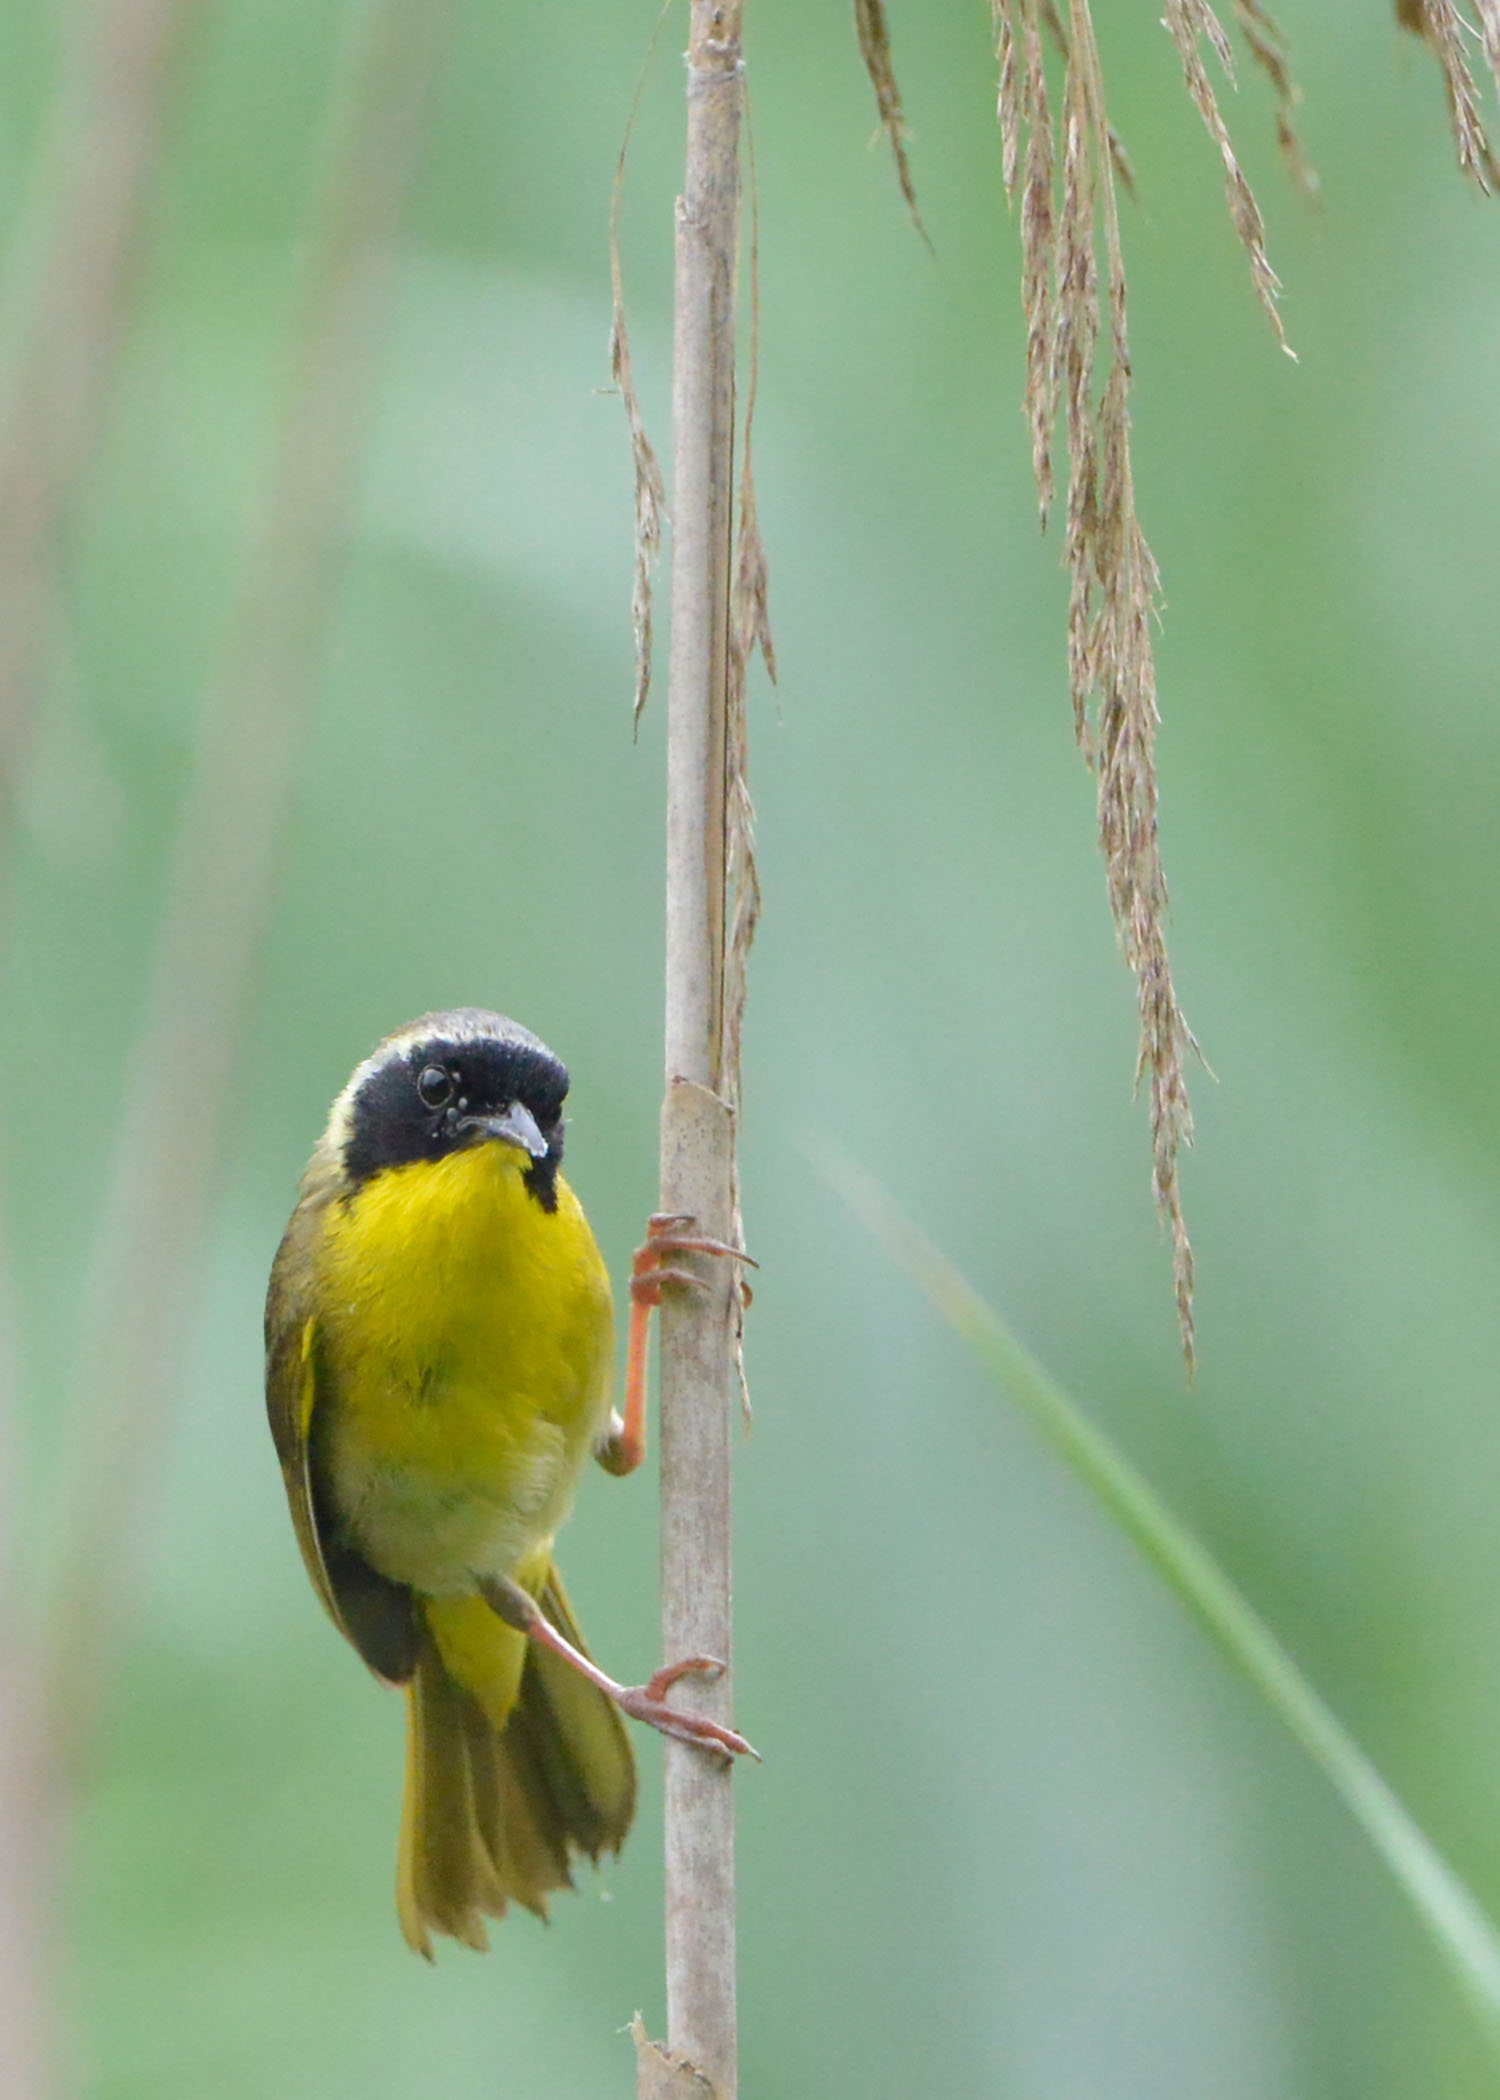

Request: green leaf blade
left=818, top=1144, right=1500, bottom=2053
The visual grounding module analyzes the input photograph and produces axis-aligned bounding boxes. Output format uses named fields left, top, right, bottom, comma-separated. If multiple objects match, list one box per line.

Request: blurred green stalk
left=0, top=0, right=194, bottom=783
left=821, top=1145, right=1500, bottom=2060
left=45, top=0, right=450, bottom=1778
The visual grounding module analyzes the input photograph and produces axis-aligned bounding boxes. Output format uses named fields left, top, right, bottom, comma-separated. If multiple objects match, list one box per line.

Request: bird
left=264, top=1008, right=753, bottom=1956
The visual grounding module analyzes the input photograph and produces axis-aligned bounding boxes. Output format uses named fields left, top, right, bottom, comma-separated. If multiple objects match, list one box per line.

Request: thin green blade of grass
left=816, top=1144, right=1500, bottom=2053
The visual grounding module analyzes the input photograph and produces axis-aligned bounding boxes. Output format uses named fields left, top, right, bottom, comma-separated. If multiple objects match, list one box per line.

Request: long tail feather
left=396, top=1562, right=636, bottom=1955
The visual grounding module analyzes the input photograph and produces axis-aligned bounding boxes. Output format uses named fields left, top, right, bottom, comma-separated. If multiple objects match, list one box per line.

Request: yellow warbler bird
left=264, top=1009, right=752, bottom=1955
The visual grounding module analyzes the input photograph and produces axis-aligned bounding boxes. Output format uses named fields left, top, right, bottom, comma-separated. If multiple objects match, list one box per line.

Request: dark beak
left=460, top=1102, right=549, bottom=1160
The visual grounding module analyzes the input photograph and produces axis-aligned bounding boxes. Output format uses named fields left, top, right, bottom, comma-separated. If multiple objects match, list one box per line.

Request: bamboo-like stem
left=43, top=0, right=449, bottom=1780
left=657, top=5, right=745, bottom=2095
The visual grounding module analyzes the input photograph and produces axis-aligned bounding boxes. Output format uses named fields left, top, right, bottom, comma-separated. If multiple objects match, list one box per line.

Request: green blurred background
left=2, top=1, right=1498, bottom=2094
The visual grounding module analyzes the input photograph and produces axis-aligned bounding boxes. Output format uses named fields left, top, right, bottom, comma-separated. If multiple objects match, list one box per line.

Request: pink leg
left=480, top=1574, right=759, bottom=1761
left=596, top=1212, right=756, bottom=1478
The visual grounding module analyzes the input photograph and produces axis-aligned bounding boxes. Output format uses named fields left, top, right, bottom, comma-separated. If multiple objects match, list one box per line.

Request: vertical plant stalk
left=823, top=1147, right=1500, bottom=2061
left=0, top=1237, right=48, bottom=2100
left=656, top=4, right=745, bottom=2095
left=0, top=0, right=194, bottom=780
left=0, top=12, right=192, bottom=2093
left=44, top=0, right=449, bottom=1778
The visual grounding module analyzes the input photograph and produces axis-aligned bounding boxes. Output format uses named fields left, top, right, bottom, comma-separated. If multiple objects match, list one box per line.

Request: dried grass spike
left=1020, top=12, right=1060, bottom=520
left=1068, top=0, right=1199, bottom=1363
left=1106, top=123, right=1138, bottom=199
left=1039, top=0, right=1068, bottom=54
left=996, top=7, right=1021, bottom=196
left=854, top=0, right=932, bottom=244
left=1029, top=0, right=1140, bottom=200
left=1397, top=0, right=1500, bottom=194
left=1477, top=0, right=1500, bottom=88
left=991, top=0, right=1201, bottom=1359
left=1163, top=0, right=1293, bottom=353
left=1057, top=56, right=1100, bottom=663
left=1232, top=0, right=1317, bottom=193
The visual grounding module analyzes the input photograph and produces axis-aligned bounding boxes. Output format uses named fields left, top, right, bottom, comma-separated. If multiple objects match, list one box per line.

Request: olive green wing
left=265, top=1196, right=420, bottom=1685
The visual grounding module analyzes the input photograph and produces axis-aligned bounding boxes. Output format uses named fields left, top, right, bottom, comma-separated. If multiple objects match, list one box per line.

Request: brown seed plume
left=853, top=0, right=931, bottom=243
left=1397, top=0, right=1500, bottom=195
left=1162, top=0, right=1291, bottom=350
left=1232, top=0, right=1317, bottom=192
left=994, top=0, right=1203, bottom=1363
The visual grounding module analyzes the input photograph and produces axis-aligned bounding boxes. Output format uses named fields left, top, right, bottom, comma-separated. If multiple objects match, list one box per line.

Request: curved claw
left=644, top=1653, right=725, bottom=1701
left=615, top=1682, right=760, bottom=1762
left=638, top=1212, right=758, bottom=1270
left=629, top=1264, right=712, bottom=1306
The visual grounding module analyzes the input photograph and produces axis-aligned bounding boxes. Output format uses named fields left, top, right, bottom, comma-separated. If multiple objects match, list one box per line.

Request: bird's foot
left=617, top=1656, right=759, bottom=1761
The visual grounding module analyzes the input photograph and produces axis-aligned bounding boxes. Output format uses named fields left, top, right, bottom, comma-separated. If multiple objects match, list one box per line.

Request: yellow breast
left=311, top=1140, right=614, bottom=1596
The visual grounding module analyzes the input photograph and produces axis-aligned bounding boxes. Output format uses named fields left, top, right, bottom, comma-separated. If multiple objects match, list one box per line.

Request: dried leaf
left=631, top=2017, right=722, bottom=2100
left=853, top=0, right=932, bottom=243
left=722, top=432, right=773, bottom=1159
left=724, top=449, right=768, bottom=1144
left=725, top=482, right=764, bottom=1423
left=610, top=303, right=666, bottom=730
left=722, top=107, right=774, bottom=1422
left=609, top=8, right=672, bottom=726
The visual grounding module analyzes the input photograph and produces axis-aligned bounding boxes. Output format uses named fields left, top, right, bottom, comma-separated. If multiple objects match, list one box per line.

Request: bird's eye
left=417, top=1065, right=452, bottom=1109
